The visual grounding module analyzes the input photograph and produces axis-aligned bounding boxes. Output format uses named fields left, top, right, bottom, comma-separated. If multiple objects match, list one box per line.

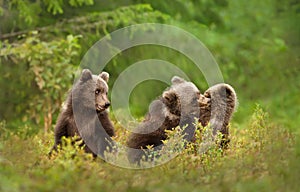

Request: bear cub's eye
left=95, top=89, right=101, bottom=95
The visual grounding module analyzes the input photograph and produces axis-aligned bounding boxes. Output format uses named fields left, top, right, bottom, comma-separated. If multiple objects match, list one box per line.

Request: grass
left=0, top=106, right=299, bottom=192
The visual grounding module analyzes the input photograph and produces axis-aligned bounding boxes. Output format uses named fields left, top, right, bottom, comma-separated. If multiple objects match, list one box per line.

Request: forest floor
left=0, top=106, right=299, bottom=192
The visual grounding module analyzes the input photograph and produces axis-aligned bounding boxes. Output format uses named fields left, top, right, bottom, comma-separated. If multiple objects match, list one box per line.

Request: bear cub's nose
left=104, top=102, right=110, bottom=108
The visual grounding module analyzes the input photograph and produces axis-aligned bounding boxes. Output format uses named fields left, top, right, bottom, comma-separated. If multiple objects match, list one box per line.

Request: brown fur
left=198, top=83, right=237, bottom=146
left=127, top=76, right=200, bottom=163
left=50, top=69, right=115, bottom=157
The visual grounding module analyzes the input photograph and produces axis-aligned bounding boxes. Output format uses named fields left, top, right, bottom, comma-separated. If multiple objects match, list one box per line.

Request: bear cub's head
left=77, top=69, right=111, bottom=112
left=197, top=83, right=238, bottom=128
left=162, top=76, right=200, bottom=117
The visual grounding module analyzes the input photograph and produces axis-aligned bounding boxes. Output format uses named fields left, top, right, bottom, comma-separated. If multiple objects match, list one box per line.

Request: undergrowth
left=0, top=106, right=298, bottom=192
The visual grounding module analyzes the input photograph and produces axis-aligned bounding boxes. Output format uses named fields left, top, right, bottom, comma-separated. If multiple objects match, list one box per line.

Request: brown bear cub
left=127, top=76, right=200, bottom=164
left=127, top=78, right=237, bottom=164
left=198, top=83, right=237, bottom=147
left=50, top=69, right=115, bottom=157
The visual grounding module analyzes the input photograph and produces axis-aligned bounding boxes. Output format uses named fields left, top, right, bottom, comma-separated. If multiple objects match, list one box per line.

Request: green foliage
left=0, top=4, right=172, bottom=124
left=1, top=33, right=81, bottom=131
left=135, top=0, right=228, bottom=26
left=9, top=0, right=36, bottom=24
left=8, top=0, right=94, bottom=22
left=2, top=1, right=298, bottom=120
left=0, top=1, right=299, bottom=191
left=0, top=107, right=298, bottom=191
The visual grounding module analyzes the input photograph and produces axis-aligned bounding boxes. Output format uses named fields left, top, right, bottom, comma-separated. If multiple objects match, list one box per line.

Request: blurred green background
left=0, top=1, right=299, bottom=191
left=0, top=0, right=299, bottom=130
left=1, top=0, right=299, bottom=132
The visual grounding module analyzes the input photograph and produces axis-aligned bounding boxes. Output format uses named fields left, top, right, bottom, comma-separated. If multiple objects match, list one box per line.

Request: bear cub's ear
left=80, top=69, right=93, bottom=82
left=99, top=72, right=109, bottom=83
left=171, top=76, right=185, bottom=85
left=163, top=90, right=178, bottom=103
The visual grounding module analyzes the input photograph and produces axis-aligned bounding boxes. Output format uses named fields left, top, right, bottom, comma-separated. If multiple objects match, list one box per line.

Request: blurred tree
left=0, top=0, right=94, bottom=33
left=1, top=34, right=81, bottom=131
left=0, top=1, right=299, bottom=130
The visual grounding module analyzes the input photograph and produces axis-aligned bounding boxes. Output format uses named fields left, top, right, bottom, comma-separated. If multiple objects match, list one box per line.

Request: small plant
left=248, top=104, right=271, bottom=151
left=0, top=121, right=11, bottom=140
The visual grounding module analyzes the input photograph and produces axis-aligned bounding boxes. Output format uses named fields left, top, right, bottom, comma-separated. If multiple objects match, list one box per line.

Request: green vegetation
left=1, top=106, right=298, bottom=191
left=0, top=0, right=299, bottom=191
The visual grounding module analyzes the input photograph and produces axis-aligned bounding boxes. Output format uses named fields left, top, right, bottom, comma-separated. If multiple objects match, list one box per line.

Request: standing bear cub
left=127, top=76, right=200, bottom=164
left=198, top=83, right=237, bottom=147
left=50, top=69, right=115, bottom=157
